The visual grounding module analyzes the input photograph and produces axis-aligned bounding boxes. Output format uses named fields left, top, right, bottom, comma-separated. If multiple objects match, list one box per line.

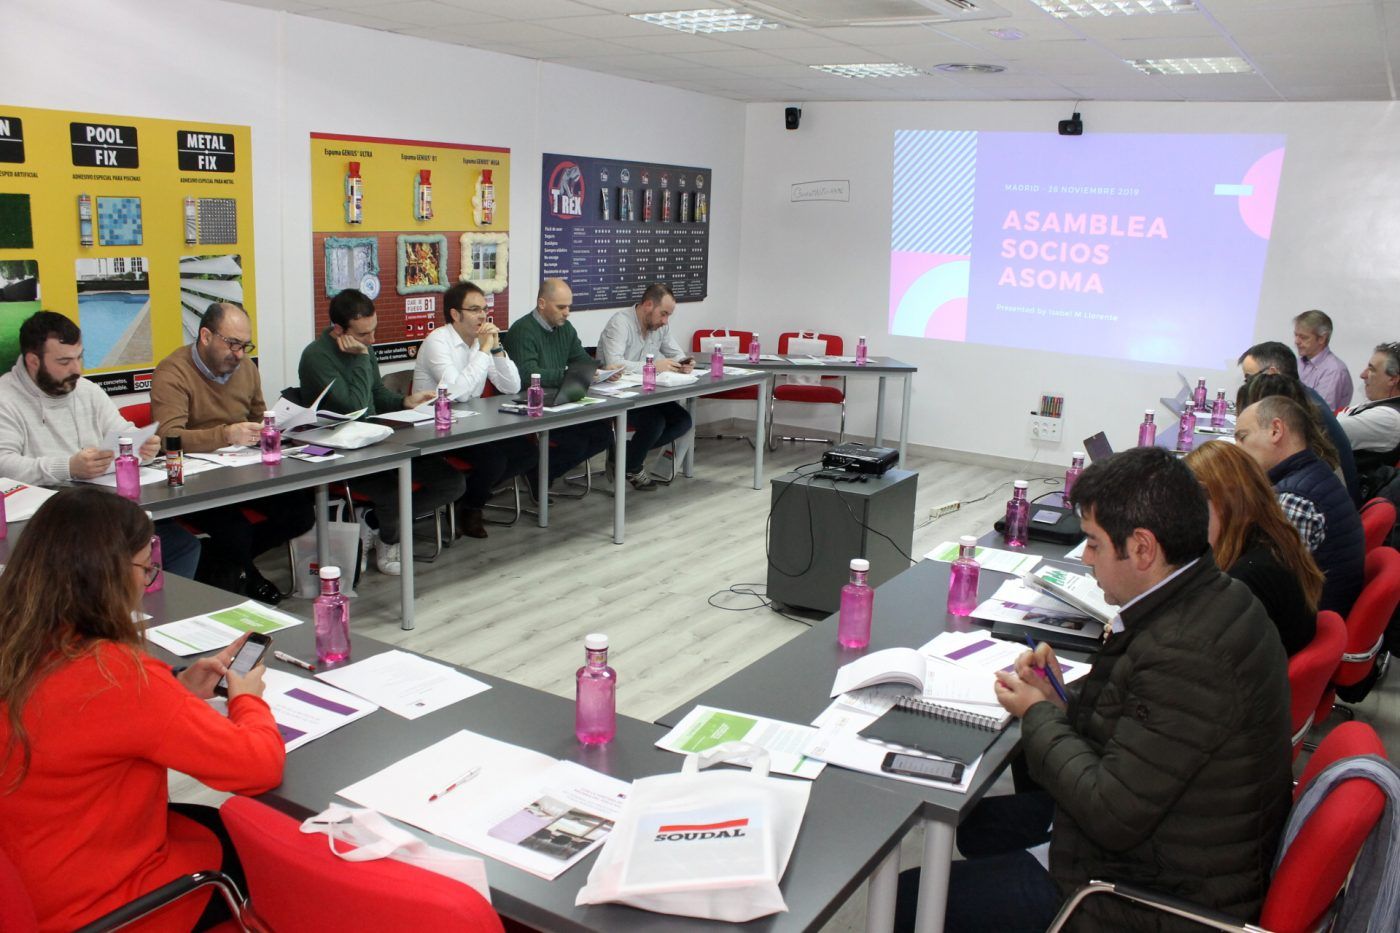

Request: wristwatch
left=490, top=346, right=505, bottom=355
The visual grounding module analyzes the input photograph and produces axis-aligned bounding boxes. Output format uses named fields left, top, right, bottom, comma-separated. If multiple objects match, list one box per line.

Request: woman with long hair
left=1184, top=440, right=1322, bottom=655
left=0, top=487, right=284, bottom=931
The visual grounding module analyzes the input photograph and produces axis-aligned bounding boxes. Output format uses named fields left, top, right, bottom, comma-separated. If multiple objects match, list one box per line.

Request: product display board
left=0, top=105, right=256, bottom=393
left=539, top=152, right=710, bottom=313
left=310, top=133, right=511, bottom=364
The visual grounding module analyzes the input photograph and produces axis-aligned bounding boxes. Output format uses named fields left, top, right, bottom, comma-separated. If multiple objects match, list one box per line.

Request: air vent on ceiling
left=737, top=0, right=1010, bottom=27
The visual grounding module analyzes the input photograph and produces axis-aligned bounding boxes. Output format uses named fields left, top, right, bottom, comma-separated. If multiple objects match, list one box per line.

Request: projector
left=822, top=443, right=898, bottom=475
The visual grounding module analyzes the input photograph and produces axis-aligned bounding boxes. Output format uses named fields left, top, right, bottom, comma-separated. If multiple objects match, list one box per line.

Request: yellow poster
left=309, top=132, right=510, bottom=362
left=0, top=105, right=255, bottom=393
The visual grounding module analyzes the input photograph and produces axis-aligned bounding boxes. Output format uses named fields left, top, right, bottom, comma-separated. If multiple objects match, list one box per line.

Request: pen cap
left=849, top=558, right=870, bottom=572
left=959, top=535, right=977, bottom=548
left=585, top=633, right=608, bottom=650
left=319, top=566, right=341, bottom=580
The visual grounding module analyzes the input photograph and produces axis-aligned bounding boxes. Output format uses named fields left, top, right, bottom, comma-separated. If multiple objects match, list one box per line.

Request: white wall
left=738, top=100, right=1400, bottom=464
left=3, top=0, right=746, bottom=392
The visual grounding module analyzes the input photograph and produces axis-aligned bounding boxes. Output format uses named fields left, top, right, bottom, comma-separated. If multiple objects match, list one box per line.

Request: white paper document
left=315, top=649, right=490, bottom=719
left=101, top=421, right=160, bottom=459
left=258, top=669, right=376, bottom=752
left=187, top=446, right=266, bottom=468
left=923, top=540, right=1041, bottom=576
left=921, top=630, right=1090, bottom=685
left=657, top=706, right=825, bottom=779
left=0, top=479, right=56, bottom=522
left=338, top=729, right=629, bottom=880
left=1064, top=539, right=1087, bottom=561
left=271, top=381, right=336, bottom=431
left=803, top=723, right=981, bottom=794
left=77, top=466, right=167, bottom=487
left=145, top=600, right=305, bottom=656
left=374, top=406, right=434, bottom=424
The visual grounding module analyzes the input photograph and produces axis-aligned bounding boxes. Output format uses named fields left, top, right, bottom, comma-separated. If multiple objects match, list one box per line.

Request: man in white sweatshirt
left=0, top=311, right=199, bottom=577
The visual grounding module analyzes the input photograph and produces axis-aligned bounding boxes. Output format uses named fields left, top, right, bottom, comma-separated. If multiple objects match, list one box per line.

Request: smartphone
left=880, top=752, right=964, bottom=784
left=215, top=633, right=272, bottom=697
left=678, top=357, right=694, bottom=365
left=300, top=444, right=334, bottom=456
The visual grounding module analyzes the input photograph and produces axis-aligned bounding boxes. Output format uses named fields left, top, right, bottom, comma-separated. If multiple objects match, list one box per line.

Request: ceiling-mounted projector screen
left=888, top=130, right=1286, bottom=369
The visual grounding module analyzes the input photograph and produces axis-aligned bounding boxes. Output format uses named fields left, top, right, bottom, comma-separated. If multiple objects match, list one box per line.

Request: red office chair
left=221, top=797, right=505, bottom=933
left=1286, top=611, right=1345, bottom=759
left=691, top=329, right=761, bottom=446
left=771, top=332, right=846, bottom=452
left=1312, top=546, right=1400, bottom=730
left=1046, top=721, right=1389, bottom=933
left=118, top=401, right=153, bottom=428
left=1360, top=497, right=1396, bottom=552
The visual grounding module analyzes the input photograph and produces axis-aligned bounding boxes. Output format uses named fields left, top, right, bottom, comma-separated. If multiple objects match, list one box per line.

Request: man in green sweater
left=501, top=279, right=612, bottom=493
left=298, top=289, right=464, bottom=575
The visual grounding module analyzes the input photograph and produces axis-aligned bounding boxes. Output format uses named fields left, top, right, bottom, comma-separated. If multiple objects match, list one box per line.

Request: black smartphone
left=215, top=633, right=272, bottom=697
left=678, top=356, right=694, bottom=365
left=880, top=752, right=964, bottom=784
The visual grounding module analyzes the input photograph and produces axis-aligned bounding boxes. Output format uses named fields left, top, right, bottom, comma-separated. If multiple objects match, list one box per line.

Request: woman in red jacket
left=0, top=487, right=285, bottom=932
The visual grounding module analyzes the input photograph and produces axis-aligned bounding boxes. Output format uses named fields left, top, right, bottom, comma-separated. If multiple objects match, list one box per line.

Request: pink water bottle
left=855, top=336, right=868, bottom=366
left=527, top=373, right=544, bottom=417
left=434, top=382, right=452, bottom=429
left=313, top=566, right=351, bottom=664
left=748, top=333, right=761, bottom=363
left=1063, top=452, right=1085, bottom=506
left=710, top=343, right=723, bottom=379
left=115, top=437, right=141, bottom=501
left=1177, top=403, right=1197, bottom=452
left=1211, top=390, right=1228, bottom=429
left=575, top=633, right=617, bottom=745
left=145, top=512, right=164, bottom=593
left=1193, top=377, right=1208, bottom=412
left=259, top=412, right=281, bottom=464
left=1005, top=480, right=1030, bottom=548
left=946, top=536, right=980, bottom=617
left=642, top=354, right=657, bottom=392
left=1138, top=409, right=1157, bottom=447
left=838, top=558, right=874, bottom=648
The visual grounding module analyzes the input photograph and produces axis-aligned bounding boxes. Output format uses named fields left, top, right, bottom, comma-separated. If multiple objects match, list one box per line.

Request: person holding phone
left=0, top=487, right=285, bottom=932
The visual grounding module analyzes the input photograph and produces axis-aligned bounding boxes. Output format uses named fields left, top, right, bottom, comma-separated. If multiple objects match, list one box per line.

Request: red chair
left=771, top=332, right=846, bottom=451
left=118, top=401, right=153, bottom=428
left=691, top=329, right=761, bottom=446
left=220, top=797, right=504, bottom=932
left=1312, top=546, right=1400, bottom=728
left=1360, top=497, right=1396, bottom=552
left=1286, top=611, right=1345, bottom=759
left=1046, top=722, right=1389, bottom=933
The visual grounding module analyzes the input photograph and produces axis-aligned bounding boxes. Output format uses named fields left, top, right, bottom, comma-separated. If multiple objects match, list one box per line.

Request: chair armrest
left=1046, top=880, right=1267, bottom=933
left=74, top=870, right=248, bottom=933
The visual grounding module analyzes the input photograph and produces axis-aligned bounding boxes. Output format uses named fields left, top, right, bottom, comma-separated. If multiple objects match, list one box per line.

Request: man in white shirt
left=597, top=283, right=693, bottom=491
left=1293, top=309, right=1353, bottom=411
left=1339, top=341, right=1400, bottom=496
left=413, top=281, right=536, bottom=537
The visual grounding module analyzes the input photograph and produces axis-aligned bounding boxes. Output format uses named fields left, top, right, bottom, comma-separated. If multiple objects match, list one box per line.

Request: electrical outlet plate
left=1029, top=415, right=1062, bottom=442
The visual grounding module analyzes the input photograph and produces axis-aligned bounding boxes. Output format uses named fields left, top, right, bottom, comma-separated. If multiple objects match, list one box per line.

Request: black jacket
left=1269, top=448, right=1365, bottom=615
left=1228, top=536, right=1317, bottom=656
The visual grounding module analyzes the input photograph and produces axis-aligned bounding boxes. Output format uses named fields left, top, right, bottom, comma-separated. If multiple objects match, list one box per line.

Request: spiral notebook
left=858, top=702, right=1008, bottom=765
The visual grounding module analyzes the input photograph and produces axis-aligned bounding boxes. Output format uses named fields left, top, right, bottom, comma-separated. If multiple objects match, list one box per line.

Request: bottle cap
left=165, top=434, right=182, bottom=452
left=645, top=354, right=654, bottom=361
left=850, top=558, right=870, bottom=572
left=531, top=373, right=540, bottom=379
left=319, top=566, right=341, bottom=580
left=1072, top=451, right=1085, bottom=459
left=959, top=535, right=978, bottom=548
left=438, top=380, right=448, bottom=390
left=1014, top=479, right=1029, bottom=489
left=1144, top=408, right=1155, bottom=416
left=858, top=335, right=867, bottom=341
left=263, top=411, right=275, bottom=420
left=118, top=436, right=132, bottom=446
left=585, top=633, right=608, bottom=650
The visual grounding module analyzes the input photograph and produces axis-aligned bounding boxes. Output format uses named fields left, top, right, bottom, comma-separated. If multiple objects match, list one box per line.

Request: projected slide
left=889, top=131, right=1285, bottom=369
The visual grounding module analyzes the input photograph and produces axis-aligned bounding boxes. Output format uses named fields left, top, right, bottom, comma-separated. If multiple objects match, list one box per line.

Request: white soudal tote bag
left=575, top=742, right=810, bottom=922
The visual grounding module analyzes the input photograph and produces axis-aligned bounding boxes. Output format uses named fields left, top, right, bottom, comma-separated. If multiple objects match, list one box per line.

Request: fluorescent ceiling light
left=630, top=9, right=783, bottom=33
left=1127, top=56, right=1253, bottom=75
left=810, top=63, right=924, bottom=78
left=935, top=62, right=1007, bottom=73
left=1031, top=0, right=1195, bottom=17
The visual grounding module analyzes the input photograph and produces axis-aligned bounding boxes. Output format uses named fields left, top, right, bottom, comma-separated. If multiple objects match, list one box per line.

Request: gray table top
left=728, top=356, right=918, bottom=375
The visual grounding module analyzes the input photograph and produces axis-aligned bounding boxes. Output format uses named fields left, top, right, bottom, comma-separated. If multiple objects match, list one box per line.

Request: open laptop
left=512, top=357, right=598, bottom=406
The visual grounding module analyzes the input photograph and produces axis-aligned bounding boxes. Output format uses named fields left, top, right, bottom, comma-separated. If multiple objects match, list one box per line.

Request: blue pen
left=1025, top=634, right=1070, bottom=704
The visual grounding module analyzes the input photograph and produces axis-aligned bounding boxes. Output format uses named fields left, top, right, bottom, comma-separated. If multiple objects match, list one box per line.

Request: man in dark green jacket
left=500, top=278, right=612, bottom=493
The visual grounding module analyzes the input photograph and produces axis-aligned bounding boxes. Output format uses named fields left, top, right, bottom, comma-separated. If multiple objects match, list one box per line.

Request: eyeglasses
left=461, top=305, right=488, bottom=315
left=132, top=560, right=162, bottom=586
left=214, top=334, right=256, bottom=354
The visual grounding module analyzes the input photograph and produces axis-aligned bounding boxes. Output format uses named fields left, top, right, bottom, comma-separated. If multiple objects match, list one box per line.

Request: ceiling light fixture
left=1127, top=56, right=1253, bottom=75
left=1031, top=0, right=1195, bottom=17
left=630, top=9, right=783, bottom=33
left=988, top=27, right=1024, bottom=40
left=809, top=63, right=925, bottom=78
left=934, top=62, right=1007, bottom=73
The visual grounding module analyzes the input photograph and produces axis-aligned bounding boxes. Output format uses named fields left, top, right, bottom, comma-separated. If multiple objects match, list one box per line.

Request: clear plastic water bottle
left=145, top=511, right=164, bottom=593
left=748, top=333, right=761, bottom=363
left=164, top=434, right=184, bottom=487
left=838, top=558, right=874, bottom=648
left=1211, top=390, right=1228, bottom=429
left=527, top=373, right=544, bottom=417
left=259, top=412, right=281, bottom=464
left=1138, top=409, right=1157, bottom=447
left=856, top=336, right=868, bottom=366
left=946, top=535, right=980, bottom=617
left=1005, top=480, right=1030, bottom=548
left=313, top=566, right=351, bottom=665
left=642, top=354, right=657, bottom=392
left=115, top=437, right=141, bottom=501
left=1063, top=452, right=1085, bottom=506
left=710, top=343, right=723, bottom=379
left=1193, top=377, right=1208, bottom=412
left=1177, top=402, right=1197, bottom=452
left=434, top=382, right=452, bottom=429
left=575, top=633, right=617, bottom=745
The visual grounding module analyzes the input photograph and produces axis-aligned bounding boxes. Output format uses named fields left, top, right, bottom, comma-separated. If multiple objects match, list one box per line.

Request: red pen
left=428, top=766, right=481, bottom=803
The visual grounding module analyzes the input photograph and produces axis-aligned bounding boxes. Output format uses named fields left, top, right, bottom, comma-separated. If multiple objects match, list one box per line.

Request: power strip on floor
left=929, top=500, right=962, bottom=520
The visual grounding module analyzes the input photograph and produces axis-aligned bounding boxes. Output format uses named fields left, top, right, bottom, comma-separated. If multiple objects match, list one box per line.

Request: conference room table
left=122, top=572, right=919, bottom=933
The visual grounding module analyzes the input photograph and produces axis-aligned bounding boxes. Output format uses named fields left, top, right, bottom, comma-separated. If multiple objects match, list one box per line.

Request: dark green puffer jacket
left=1021, top=553, right=1293, bottom=931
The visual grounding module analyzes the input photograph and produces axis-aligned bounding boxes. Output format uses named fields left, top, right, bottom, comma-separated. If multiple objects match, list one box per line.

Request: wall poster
left=0, top=105, right=256, bottom=393
left=540, top=152, right=710, bottom=313
left=310, top=132, right=511, bottom=363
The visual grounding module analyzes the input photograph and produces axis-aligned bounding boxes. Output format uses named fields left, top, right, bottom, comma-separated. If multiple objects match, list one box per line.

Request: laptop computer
left=512, top=357, right=598, bottom=406
left=1082, top=431, right=1114, bottom=463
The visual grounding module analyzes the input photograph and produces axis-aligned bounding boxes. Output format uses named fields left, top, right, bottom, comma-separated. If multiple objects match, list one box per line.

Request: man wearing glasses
left=152, top=302, right=314, bottom=603
left=1340, top=341, right=1400, bottom=499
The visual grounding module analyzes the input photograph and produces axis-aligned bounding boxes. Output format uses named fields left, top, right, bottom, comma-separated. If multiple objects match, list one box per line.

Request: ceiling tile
left=674, top=48, right=796, bottom=68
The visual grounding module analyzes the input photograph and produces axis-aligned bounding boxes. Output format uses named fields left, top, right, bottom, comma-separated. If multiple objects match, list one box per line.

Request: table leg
left=314, top=484, right=330, bottom=571
left=866, top=845, right=900, bottom=933
left=537, top=429, right=549, bottom=528
left=753, top=378, right=769, bottom=490
left=875, top=377, right=888, bottom=447
left=683, top=397, right=696, bottom=478
left=899, top=374, right=912, bottom=468
left=397, top=462, right=415, bottom=632
left=914, top=819, right=953, bottom=933
left=613, top=411, right=627, bottom=545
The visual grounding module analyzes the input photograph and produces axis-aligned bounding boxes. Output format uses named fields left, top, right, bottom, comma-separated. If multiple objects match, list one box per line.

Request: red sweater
left=0, top=643, right=285, bottom=932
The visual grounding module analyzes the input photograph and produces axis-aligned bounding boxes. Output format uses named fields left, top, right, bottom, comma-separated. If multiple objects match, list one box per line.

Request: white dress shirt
left=597, top=307, right=685, bottom=374
left=412, top=324, right=520, bottom=400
